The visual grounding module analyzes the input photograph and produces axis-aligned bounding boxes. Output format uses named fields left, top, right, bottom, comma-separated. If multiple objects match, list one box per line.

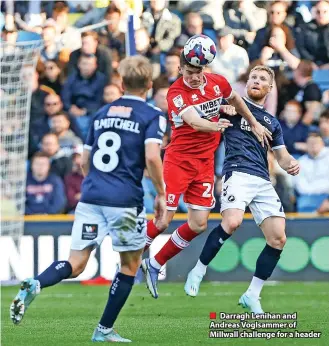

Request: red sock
left=144, top=220, right=163, bottom=252
left=154, top=223, right=199, bottom=266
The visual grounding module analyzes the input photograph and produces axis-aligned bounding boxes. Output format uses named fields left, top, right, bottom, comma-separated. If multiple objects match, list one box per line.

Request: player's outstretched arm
left=81, top=149, right=91, bottom=177
left=145, top=143, right=166, bottom=226
left=227, top=91, right=272, bottom=146
left=273, top=147, right=300, bottom=176
left=182, top=107, right=232, bottom=132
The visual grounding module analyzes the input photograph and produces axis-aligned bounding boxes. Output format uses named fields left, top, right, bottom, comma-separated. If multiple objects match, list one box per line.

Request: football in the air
left=183, top=34, right=216, bottom=67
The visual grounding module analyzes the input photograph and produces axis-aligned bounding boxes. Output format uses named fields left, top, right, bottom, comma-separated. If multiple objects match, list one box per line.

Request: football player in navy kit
left=185, top=65, right=300, bottom=314
left=10, top=56, right=167, bottom=343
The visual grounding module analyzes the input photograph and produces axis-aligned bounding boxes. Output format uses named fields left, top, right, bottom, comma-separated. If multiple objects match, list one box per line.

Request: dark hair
left=79, top=53, right=97, bottom=61
left=167, top=48, right=181, bottom=59
left=31, top=151, right=50, bottom=162
left=53, top=1, right=69, bottom=14
left=179, top=52, right=202, bottom=70
left=285, top=100, right=303, bottom=113
left=81, top=31, right=98, bottom=41
left=51, top=111, right=70, bottom=121
left=268, top=1, right=288, bottom=11
left=105, top=3, right=121, bottom=16
left=320, top=109, right=329, bottom=120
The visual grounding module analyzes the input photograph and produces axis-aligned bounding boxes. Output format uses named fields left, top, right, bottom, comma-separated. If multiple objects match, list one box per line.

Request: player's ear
left=178, top=66, right=183, bottom=75
left=147, top=80, right=153, bottom=91
left=121, top=81, right=125, bottom=92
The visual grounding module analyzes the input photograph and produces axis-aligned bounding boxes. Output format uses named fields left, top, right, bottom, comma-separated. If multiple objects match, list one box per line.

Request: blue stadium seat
left=17, top=31, right=42, bottom=42
left=313, top=70, right=329, bottom=93
left=203, top=29, right=217, bottom=43
left=296, top=194, right=328, bottom=212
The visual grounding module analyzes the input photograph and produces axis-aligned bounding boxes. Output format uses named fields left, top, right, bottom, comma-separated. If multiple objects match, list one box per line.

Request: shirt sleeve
left=145, top=113, right=166, bottom=145
left=271, top=120, right=285, bottom=150
left=214, top=75, right=233, bottom=100
left=167, top=87, right=191, bottom=117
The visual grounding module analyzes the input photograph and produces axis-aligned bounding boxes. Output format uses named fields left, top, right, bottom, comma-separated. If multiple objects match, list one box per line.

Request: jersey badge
left=173, top=95, right=185, bottom=108
left=192, top=94, right=198, bottom=102
left=213, top=85, right=221, bottom=96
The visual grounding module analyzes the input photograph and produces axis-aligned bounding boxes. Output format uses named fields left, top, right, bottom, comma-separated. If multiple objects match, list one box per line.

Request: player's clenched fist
left=286, top=159, right=300, bottom=176
left=220, top=105, right=237, bottom=116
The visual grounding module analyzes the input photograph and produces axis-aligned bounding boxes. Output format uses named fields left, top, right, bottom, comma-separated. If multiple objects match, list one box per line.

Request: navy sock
left=255, top=244, right=282, bottom=280
left=99, top=272, right=135, bottom=328
left=199, top=224, right=231, bottom=266
left=35, top=261, right=72, bottom=289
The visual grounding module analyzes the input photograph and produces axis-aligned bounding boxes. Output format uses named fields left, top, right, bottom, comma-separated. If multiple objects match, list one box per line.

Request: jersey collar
left=183, top=75, right=208, bottom=95
left=243, top=96, right=265, bottom=109
left=121, top=95, right=146, bottom=102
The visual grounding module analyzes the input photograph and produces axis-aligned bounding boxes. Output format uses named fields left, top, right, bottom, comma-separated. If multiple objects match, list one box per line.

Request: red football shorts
left=163, top=155, right=215, bottom=210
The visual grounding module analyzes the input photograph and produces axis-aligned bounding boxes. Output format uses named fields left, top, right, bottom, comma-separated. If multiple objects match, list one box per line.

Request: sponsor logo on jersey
left=167, top=194, right=176, bottom=204
left=192, top=94, right=198, bottom=102
left=195, top=97, right=222, bottom=119
left=228, top=195, right=235, bottom=202
left=213, top=85, right=221, bottom=96
left=240, top=118, right=251, bottom=131
left=264, top=116, right=271, bottom=124
left=173, top=95, right=185, bottom=108
left=82, top=224, right=98, bottom=240
left=171, top=111, right=183, bottom=128
left=107, top=106, right=132, bottom=118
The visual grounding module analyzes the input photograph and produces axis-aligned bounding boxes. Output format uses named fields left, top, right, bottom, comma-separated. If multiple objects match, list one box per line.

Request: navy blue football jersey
left=222, top=97, right=285, bottom=181
left=80, top=95, right=166, bottom=208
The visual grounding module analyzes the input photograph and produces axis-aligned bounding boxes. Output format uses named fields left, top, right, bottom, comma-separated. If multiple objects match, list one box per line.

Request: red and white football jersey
left=166, top=72, right=232, bottom=159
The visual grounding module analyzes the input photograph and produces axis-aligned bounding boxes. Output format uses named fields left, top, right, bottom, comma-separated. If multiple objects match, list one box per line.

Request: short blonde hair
left=118, top=56, right=153, bottom=92
left=249, top=65, right=275, bottom=85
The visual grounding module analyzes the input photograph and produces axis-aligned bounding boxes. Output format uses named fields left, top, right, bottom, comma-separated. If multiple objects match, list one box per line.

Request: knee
left=188, top=219, right=208, bottom=233
left=268, top=235, right=286, bottom=250
left=222, top=216, right=242, bottom=234
left=121, top=259, right=141, bottom=276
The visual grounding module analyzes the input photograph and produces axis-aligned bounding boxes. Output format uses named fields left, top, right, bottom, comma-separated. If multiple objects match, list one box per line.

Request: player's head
left=179, top=52, right=204, bottom=88
left=246, top=65, right=274, bottom=103
left=118, top=56, right=153, bottom=96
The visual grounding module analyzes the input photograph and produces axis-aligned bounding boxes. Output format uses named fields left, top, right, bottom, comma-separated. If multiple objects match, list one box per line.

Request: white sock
left=193, top=259, right=207, bottom=276
left=150, top=257, right=162, bottom=270
left=246, top=276, right=265, bottom=298
left=97, top=324, right=113, bottom=334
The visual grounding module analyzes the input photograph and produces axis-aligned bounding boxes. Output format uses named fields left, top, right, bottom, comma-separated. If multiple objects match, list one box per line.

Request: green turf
left=1, top=282, right=329, bottom=345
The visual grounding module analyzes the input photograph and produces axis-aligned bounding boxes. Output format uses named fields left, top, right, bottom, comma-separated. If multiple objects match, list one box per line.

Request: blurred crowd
left=1, top=0, right=329, bottom=216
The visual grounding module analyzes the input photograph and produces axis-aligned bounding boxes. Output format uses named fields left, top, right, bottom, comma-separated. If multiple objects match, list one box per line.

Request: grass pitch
left=1, top=282, right=328, bottom=346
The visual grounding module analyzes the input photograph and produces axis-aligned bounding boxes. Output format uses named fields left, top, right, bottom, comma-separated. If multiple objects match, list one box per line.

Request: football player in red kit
left=142, top=53, right=272, bottom=298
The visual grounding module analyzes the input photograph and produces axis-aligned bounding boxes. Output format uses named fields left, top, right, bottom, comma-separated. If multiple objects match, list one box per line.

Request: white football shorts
left=70, top=202, right=147, bottom=252
left=220, top=171, right=285, bottom=225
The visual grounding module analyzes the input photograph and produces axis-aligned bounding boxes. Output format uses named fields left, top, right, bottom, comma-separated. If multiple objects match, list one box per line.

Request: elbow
left=146, top=154, right=160, bottom=166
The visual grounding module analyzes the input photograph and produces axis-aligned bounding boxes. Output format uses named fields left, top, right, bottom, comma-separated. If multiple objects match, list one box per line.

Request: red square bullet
left=209, top=312, right=216, bottom=319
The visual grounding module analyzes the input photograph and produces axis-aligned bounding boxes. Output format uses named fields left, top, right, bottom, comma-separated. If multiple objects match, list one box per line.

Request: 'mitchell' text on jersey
left=80, top=96, right=165, bottom=208
left=222, top=97, right=285, bottom=181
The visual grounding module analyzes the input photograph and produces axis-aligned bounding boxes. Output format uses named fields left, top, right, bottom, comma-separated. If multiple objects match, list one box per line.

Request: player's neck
left=124, top=91, right=147, bottom=100
left=245, top=96, right=266, bottom=107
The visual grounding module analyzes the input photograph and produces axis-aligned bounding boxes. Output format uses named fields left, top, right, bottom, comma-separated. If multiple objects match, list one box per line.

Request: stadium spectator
left=41, top=133, right=72, bottom=179
left=260, top=24, right=300, bottom=74
left=295, top=0, right=329, bottom=69
left=141, top=0, right=181, bottom=57
left=211, top=26, right=249, bottom=84
left=293, top=133, right=329, bottom=212
left=103, top=84, right=122, bottom=104
left=61, top=54, right=107, bottom=137
left=67, top=31, right=112, bottom=84
left=40, top=24, right=62, bottom=63
left=319, top=110, right=329, bottom=146
left=153, top=48, right=181, bottom=86
left=222, top=0, right=267, bottom=49
left=25, top=152, right=66, bottom=215
left=98, top=4, right=125, bottom=69
left=174, top=12, right=204, bottom=46
left=39, top=60, right=63, bottom=95
left=248, top=1, right=292, bottom=62
left=279, top=100, right=309, bottom=157
left=50, top=111, right=82, bottom=157
left=64, top=152, right=84, bottom=213
left=51, top=1, right=81, bottom=52
left=293, top=60, right=322, bottom=125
